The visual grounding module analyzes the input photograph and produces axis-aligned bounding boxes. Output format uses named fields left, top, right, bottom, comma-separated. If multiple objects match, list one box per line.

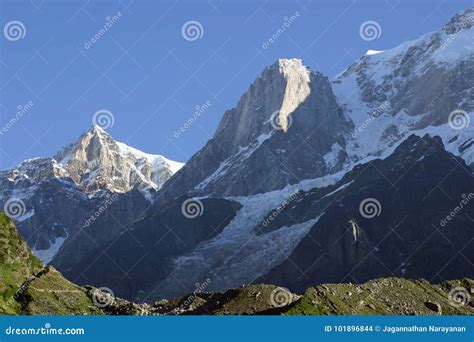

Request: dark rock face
left=2, top=176, right=94, bottom=252
left=0, top=173, right=153, bottom=263
left=51, top=189, right=152, bottom=269
left=55, top=197, right=241, bottom=301
left=260, top=135, right=474, bottom=292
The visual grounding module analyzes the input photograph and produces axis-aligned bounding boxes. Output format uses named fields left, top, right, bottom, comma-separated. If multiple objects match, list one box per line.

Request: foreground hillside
left=0, top=212, right=101, bottom=315
left=0, top=211, right=472, bottom=315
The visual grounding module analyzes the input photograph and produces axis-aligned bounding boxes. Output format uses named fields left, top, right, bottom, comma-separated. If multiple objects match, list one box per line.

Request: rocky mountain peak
left=52, top=126, right=183, bottom=194
left=276, top=58, right=308, bottom=74
left=213, top=58, right=333, bottom=149
left=158, top=58, right=348, bottom=199
left=54, top=125, right=114, bottom=165
left=0, top=125, right=184, bottom=260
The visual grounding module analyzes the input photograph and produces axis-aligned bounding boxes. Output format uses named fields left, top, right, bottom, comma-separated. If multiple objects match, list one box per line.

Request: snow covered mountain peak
left=2, top=125, right=184, bottom=199
left=331, top=7, right=474, bottom=169
left=52, top=126, right=183, bottom=194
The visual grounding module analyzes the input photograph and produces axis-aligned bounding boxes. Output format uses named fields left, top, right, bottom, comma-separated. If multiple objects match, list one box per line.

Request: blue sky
left=0, top=0, right=472, bottom=168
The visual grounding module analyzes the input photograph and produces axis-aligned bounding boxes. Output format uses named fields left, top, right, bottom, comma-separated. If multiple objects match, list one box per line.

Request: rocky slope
left=166, top=278, right=474, bottom=316
left=0, top=126, right=183, bottom=262
left=282, top=278, right=473, bottom=316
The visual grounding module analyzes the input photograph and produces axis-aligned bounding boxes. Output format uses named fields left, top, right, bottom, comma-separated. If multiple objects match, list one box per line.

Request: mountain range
left=1, top=7, right=473, bottom=306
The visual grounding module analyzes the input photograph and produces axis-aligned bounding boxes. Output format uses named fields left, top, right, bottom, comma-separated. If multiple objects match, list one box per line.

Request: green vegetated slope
left=0, top=212, right=42, bottom=314
left=283, top=278, right=473, bottom=315
left=0, top=212, right=101, bottom=315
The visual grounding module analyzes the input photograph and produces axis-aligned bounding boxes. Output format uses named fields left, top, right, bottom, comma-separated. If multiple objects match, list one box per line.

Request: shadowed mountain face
left=260, top=135, right=474, bottom=291
left=53, top=197, right=242, bottom=301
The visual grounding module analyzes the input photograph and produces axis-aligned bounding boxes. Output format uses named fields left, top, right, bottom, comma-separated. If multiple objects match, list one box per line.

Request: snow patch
left=33, top=235, right=67, bottom=264
left=366, top=49, right=385, bottom=55
left=195, top=131, right=274, bottom=191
